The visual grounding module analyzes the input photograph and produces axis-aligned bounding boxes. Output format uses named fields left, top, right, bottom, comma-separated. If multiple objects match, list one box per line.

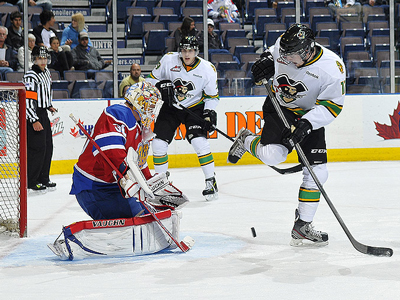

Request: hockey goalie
left=48, top=82, right=192, bottom=260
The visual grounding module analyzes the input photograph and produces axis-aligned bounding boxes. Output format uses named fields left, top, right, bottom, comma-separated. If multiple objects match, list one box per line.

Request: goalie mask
left=279, top=24, right=315, bottom=65
left=124, top=81, right=163, bottom=128
left=31, top=45, right=51, bottom=64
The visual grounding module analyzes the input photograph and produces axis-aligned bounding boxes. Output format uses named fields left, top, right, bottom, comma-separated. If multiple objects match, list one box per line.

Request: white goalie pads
left=48, top=209, right=181, bottom=261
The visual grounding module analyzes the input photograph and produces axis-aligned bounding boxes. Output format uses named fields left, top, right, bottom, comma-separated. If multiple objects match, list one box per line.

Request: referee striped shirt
left=24, top=64, right=52, bottom=123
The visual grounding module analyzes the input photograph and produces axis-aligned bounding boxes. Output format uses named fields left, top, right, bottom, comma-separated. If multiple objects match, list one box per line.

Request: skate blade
left=28, top=189, right=47, bottom=196
left=290, top=238, right=329, bottom=247
left=46, top=186, right=57, bottom=192
left=204, top=192, right=219, bottom=201
left=47, top=243, right=70, bottom=260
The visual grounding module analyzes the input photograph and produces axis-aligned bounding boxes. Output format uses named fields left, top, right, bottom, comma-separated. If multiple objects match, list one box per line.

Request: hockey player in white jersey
left=228, top=24, right=346, bottom=246
left=147, top=36, right=220, bottom=201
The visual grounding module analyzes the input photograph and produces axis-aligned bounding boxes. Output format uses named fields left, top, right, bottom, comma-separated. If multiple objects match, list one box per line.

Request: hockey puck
left=251, top=227, right=256, bottom=238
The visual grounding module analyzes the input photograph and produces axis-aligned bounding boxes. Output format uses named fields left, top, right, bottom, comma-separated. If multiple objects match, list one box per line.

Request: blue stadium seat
left=52, top=80, right=69, bottom=91
left=90, top=0, right=110, bottom=9
left=318, top=29, right=340, bottom=52
left=184, top=0, right=203, bottom=7
left=216, top=61, right=240, bottom=74
left=70, top=80, right=99, bottom=99
left=157, top=14, right=180, bottom=28
left=343, top=28, right=365, bottom=38
left=143, top=30, right=169, bottom=56
left=311, top=15, right=334, bottom=32
left=160, top=0, right=182, bottom=16
left=253, top=15, right=278, bottom=40
left=135, top=0, right=158, bottom=15
left=234, top=45, right=256, bottom=61
left=246, top=0, right=269, bottom=24
left=263, top=30, right=285, bottom=49
left=125, top=14, right=152, bottom=40
left=276, top=1, right=295, bottom=19
left=305, top=0, right=326, bottom=18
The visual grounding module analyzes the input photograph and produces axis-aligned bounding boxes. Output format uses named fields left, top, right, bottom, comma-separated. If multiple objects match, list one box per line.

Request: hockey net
left=0, top=83, right=27, bottom=238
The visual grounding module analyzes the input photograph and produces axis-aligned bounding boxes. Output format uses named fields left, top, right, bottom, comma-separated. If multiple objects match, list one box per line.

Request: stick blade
left=179, top=236, right=195, bottom=252
left=367, top=246, right=393, bottom=257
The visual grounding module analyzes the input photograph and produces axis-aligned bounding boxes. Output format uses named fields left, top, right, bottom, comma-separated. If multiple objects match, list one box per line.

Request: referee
left=24, top=46, right=57, bottom=191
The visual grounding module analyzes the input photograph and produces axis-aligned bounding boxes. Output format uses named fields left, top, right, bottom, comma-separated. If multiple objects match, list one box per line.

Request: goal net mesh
left=0, top=87, right=26, bottom=237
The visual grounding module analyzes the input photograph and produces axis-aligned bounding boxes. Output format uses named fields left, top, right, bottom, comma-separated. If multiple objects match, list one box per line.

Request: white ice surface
left=1, top=161, right=400, bottom=300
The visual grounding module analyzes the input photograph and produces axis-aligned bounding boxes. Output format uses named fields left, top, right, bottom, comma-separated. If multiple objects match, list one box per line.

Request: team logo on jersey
left=276, top=74, right=307, bottom=103
left=170, top=65, right=181, bottom=72
left=173, top=79, right=195, bottom=101
left=155, top=62, right=161, bottom=70
left=336, top=61, right=344, bottom=74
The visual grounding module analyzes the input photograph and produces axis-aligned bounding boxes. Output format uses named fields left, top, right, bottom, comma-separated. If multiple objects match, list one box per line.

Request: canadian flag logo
left=374, top=102, right=400, bottom=140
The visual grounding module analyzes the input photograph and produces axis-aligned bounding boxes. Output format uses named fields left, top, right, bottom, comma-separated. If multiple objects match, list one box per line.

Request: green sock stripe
left=153, top=154, right=168, bottom=165
left=199, top=153, right=214, bottom=166
left=298, top=188, right=321, bottom=202
left=250, top=136, right=261, bottom=157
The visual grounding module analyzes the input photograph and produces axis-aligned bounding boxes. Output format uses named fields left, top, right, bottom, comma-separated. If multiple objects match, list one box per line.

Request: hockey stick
left=69, top=113, right=193, bottom=252
left=263, top=80, right=393, bottom=257
left=171, top=100, right=302, bottom=175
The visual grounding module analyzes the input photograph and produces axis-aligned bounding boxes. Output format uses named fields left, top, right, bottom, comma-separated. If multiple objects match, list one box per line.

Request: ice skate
left=28, top=183, right=47, bottom=195
left=202, top=176, right=218, bottom=201
left=42, top=181, right=57, bottom=191
left=48, top=239, right=71, bottom=260
left=227, top=128, right=252, bottom=164
left=290, top=209, right=328, bottom=246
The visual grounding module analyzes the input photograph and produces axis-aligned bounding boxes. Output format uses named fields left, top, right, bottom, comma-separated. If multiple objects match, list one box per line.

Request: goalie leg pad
left=49, top=210, right=181, bottom=260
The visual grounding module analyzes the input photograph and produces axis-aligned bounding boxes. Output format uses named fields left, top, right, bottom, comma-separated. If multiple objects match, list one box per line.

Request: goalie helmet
left=124, top=81, right=163, bottom=128
left=31, top=45, right=51, bottom=64
left=179, top=36, right=199, bottom=56
left=279, top=24, right=315, bottom=63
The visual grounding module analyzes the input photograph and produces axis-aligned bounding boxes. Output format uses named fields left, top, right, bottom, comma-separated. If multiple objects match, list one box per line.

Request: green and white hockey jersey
left=269, top=38, right=346, bottom=130
left=147, top=52, right=219, bottom=111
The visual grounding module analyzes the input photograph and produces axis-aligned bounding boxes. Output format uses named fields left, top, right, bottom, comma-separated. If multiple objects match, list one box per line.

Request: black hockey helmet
left=279, top=24, right=315, bottom=62
left=31, top=45, right=51, bottom=63
left=179, top=35, right=199, bottom=54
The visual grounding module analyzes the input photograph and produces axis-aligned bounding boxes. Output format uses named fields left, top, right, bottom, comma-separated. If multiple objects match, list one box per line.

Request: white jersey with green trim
left=147, top=52, right=219, bottom=111
left=269, top=38, right=346, bottom=130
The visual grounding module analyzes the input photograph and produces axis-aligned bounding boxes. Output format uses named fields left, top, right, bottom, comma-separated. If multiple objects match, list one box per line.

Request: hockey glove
left=155, top=80, right=175, bottom=107
left=282, top=119, right=312, bottom=151
left=251, top=51, right=275, bottom=85
left=203, top=109, right=217, bottom=133
left=118, top=177, right=140, bottom=199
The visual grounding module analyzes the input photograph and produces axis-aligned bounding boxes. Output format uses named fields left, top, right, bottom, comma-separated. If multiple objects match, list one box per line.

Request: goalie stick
left=171, top=100, right=302, bottom=175
left=263, top=80, right=393, bottom=257
left=69, top=113, right=194, bottom=252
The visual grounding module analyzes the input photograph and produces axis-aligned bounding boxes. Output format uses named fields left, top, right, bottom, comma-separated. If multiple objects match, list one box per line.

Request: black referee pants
left=27, top=108, right=53, bottom=188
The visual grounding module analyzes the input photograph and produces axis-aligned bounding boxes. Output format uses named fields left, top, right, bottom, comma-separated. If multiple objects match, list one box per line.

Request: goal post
left=0, top=82, right=27, bottom=238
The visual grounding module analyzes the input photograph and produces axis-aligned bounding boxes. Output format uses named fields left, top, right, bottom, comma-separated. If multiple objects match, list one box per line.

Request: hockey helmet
left=179, top=36, right=199, bottom=55
left=279, top=24, right=315, bottom=62
left=124, top=81, right=163, bottom=128
left=31, top=45, right=51, bottom=64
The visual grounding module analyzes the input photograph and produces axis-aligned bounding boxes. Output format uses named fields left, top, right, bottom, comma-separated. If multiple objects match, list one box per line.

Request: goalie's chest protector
left=76, top=104, right=149, bottom=183
left=149, top=52, right=218, bottom=108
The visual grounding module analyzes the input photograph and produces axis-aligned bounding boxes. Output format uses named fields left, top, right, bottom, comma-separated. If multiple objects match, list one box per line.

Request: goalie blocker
left=48, top=209, right=194, bottom=260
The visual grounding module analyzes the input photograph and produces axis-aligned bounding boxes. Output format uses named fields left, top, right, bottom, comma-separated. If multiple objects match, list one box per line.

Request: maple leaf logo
left=374, top=102, right=400, bottom=140
left=70, top=119, right=84, bottom=138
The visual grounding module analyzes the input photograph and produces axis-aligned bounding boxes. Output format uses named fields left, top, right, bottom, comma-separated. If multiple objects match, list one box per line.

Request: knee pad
left=190, top=137, right=211, bottom=156
left=257, top=144, right=288, bottom=166
left=152, top=138, right=169, bottom=156
left=302, top=163, right=328, bottom=189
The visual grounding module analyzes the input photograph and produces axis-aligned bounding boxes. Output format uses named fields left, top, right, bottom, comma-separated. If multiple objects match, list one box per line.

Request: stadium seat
left=80, top=88, right=103, bottom=99
left=70, top=80, right=98, bottom=99
left=125, top=14, right=152, bottom=40
left=53, top=89, right=70, bottom=99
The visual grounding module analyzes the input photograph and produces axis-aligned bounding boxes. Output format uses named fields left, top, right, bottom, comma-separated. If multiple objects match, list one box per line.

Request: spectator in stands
left=32, top=10, right=58, bottom=48
left=71, top=31, right=112, bottom=79
left=118, top=63, right=145, bottom=97
left=198, top=19, right=222, bottom=51
left=6, top=11, right=23, bottom=51
left=61, top=13, right=92, bottom=50
left=17, top=0, right=52, bottom=12
left=17, top=33, right=36, bottom=71
left=0, top=1, right=14, bottom=6
left=0, top=26, right=18, bottom=80
left=174, top=17, right=199, bottom=51
left=327, top=0, right=361, bottom=18
left=207, top=0, right=240, bottom=28
left=48, top=36, right=74, bottom=78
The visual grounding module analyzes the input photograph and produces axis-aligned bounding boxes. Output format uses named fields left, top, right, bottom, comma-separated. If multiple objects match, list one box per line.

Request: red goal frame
left=0, top=82, right=27, bottom=237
